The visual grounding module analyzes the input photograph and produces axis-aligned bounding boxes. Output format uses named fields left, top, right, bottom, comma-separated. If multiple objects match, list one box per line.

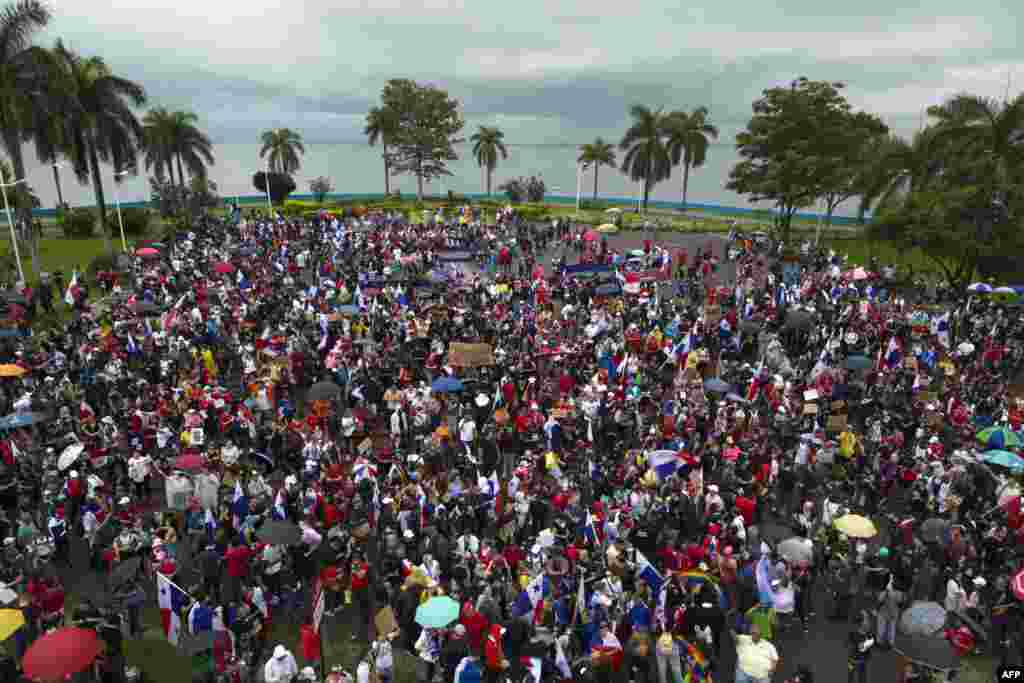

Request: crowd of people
left=0, top=204, right=1022, bottom=683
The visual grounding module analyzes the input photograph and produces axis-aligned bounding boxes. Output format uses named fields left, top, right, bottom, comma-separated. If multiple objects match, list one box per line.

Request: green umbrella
left=976, top=426, right=1021, bottom=449
left=415, top=595, right=460, bottom=628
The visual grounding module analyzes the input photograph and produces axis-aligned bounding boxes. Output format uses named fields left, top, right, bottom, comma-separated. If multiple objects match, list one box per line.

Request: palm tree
left=577, top=137, right=616, bottom=200
left=143, top=107, right=214, bottom=198
left=53, top=41, right=146, bottom=254
left=470, top=126, right=508, bottom=196
left=926, top=93, right=1024, bottom=185
left=856, top=130, right=944, bottom=221
left=619, top=104, right=672, bottom=211
left=364, top=107, right=399, bottom=196
left=0, top=0, right=53, bottom=276
left=665, top=107, right=718, bottom=210
left=259, top=128, right=304, bottom=175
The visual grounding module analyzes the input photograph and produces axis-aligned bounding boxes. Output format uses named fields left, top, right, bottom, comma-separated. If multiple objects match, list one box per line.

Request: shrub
left=309, top=176, right=334, bottom=203
left=252, top=171, right=296, bottom=204
left=61, top=208, right=95, bottom=238
left=115, top=207, right=151, bottom=236
left=498, top=175, right=546, bottom=204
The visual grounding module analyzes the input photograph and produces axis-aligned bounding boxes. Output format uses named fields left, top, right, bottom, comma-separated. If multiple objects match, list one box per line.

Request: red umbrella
left=1012, top=567, right=1024, bottom=600
left=173, top=454, right=207, bottom=472
left=22, top=627, right=102, bottom=681
left=583, top=229, right=599, bottom=242
left=213, top=261, right=236, bottom=274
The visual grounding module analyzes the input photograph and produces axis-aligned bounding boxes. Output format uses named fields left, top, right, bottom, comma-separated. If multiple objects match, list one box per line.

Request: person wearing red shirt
left=224, top=540, right=252, bottom=604
left=460, top=602, right=489, bottom=652
left=350, top=555, right=370, bottom=641
left=484, top=623, right=507, bottom=674
left=735, top=491, right=757, bottom=527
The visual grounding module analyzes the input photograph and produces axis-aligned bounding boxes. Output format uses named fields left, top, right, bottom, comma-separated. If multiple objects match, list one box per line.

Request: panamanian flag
left=157, top=572, right=187, bottom=645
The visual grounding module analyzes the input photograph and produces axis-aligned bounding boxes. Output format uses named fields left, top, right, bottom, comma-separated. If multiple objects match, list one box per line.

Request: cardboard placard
left=803, top=403, right=818, bottom=415
left=375, top=607, right=399, bottom=637
left=827, top=414, right=848, bottom=431
left=927, top=412, right=943, bottom=427
left=447, top=342, right=495, bottom=368
left=358, top=438, right=373, bottom=454
left=804, top=389, right=819, bottom=402
left=831, top=401, right=846, bottom=412
left=704, top=304, right=721, bottom=322
left=904, top=358, right=917, bottom=370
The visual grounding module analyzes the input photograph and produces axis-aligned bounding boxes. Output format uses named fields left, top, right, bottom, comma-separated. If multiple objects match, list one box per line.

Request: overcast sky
left=42, top=1, right=1021, bottom=146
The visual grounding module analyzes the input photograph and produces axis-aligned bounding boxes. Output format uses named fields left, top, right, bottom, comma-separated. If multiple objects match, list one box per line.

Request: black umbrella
left=307, top=381, right=343, bottom=401
left=784, top=310, right=814, bottom=330
left=920, top=518, right=950, bottom=544
left=256, top=520, right=303, bottom=546
left=893, top=634, right=960, bottom=672
left=107, top=556, right=142, bottom=588
left=131, top=301, right=160, bottom=316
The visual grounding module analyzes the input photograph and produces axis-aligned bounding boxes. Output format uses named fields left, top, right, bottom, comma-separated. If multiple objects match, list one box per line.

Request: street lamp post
left=113, top=168, right=135, bottom=252
left=0, top=168, right=26, bottom=285
left=264, top=160, right=273, bottom=213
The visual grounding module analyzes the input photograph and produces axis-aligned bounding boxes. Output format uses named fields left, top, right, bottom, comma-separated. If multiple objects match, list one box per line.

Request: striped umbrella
left=1012, top=568, right=1024, bottom=601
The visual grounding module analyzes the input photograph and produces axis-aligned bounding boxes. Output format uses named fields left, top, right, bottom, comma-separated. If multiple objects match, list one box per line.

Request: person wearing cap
left=264, top=643, right=298, bottom=683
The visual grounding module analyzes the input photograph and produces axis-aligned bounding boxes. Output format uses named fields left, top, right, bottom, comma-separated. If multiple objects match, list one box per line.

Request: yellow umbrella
left=596, top=223, right=619, bottom=234
left=0, top=364, right=26, bottom=378
left=834, top=513, right=878, bottom=539
left=0, top=607, right=26, bottom=640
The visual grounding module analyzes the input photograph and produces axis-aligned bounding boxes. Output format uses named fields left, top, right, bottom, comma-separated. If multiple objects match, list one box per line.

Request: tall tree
left=53, top=41, right=146, bottom=255
left=143, top=107, right=214, bottom=193
left=378, top=79, right=464, bottom=200
left=470, top=125, right=508, bottom=196
left=619, top=104, right=672, bottom=211
left=577, top=137, right=616, bottom=200
left=0, top=0, right=53, bottom=277
left=856, top=130, right=943, bottom=222
left=259, top=128, right=305, bottom=175
left=727, top=78, right=871, bottom=239
left=364, top=106, right=400, bottom=196
left=927, top=93, right=1024, bottom=183
left=665, top=107, right=719, bottom=210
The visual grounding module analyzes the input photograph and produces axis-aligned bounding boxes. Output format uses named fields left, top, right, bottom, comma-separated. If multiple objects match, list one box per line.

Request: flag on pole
left=231, top=480, right=248, bottom=529
left=157, top=572, right=186, bottom=645
left=64, top=270, right=79, bottom=305
left=635, top=551, right=664, bottom=595
left=204, top=508, right=218, bottom=543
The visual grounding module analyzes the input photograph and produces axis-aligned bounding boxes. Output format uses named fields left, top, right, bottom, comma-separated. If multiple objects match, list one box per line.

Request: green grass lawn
left=0, top=236, right=113, bottom=286
left=123, top=601, right=420, bottom=683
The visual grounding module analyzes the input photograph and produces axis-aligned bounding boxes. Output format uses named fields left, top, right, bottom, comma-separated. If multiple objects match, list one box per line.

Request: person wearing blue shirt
left=453, top=654, right=483, bottom=683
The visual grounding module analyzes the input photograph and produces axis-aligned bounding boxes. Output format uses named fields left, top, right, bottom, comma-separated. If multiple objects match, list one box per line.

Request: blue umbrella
left=0, top=412, right=44, bottom=430
left=415, top=596, right=460, bottom=628
left=594, top=283, right=622, bottom=296
left=982, top=450, right=1024, bottom=470
left=967, top=282, right=993, bottom=293
left=335, top=305, right=359, bottom=316
left=845, top=355, right=872, bottom=371
left=431, top=377, right=464, bottom=393
left=704, top=378, right=732, bottom=393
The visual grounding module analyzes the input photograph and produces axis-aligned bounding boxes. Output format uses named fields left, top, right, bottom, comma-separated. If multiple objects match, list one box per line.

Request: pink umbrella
left=1013, top=567, right=1024, bottom=601
left=531, top=264, right=545, bottom=280
left=582, top=229, right=599, bottom=242
left=136, top=247, right=159, bottom=257
left=213, top=261, right=236, bottom=274
left=173, top=454, right=207, bottom=472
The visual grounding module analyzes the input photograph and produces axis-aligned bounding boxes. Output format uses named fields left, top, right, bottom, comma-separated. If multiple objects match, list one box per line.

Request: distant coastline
left=29, top=192, right=865, bottom=225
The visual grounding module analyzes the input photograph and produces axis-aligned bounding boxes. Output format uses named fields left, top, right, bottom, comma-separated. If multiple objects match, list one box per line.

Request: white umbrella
left=58, top=443, right=85, bottom=471
left=994, top=286, right=1016, bottom=294
left=605, top=208, right=622, bottom=214
left=956, top=342, right=975, bottom=356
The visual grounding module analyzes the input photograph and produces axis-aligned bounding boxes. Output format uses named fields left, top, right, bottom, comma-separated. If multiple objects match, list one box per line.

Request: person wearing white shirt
left=264, top=644, right=298, bottom=683
left=733, top=624, right=779, bottom=683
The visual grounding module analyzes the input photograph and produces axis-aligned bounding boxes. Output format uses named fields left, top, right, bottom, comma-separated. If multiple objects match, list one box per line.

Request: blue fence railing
left=31, top=193, right=866, bottom=225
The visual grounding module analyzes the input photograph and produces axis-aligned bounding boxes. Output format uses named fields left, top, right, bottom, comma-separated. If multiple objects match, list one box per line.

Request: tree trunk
left=416, top=157, right=423, bottom=200
left=382, top=144, right=390, bottom=196
left=176, top=153, right=187, bottom=191
left=593, top=164, right=599, bottom=200
left=681, top=161, right=691, bottom=211
left=1, top=132, right=34, bottom=276
left=88, top=142, right=113, bottom=256
left=486, top=167, right=492, bottom=196
left=53, top=164, right=65, bottom=207
left=642, top=159, right=651, bottom=212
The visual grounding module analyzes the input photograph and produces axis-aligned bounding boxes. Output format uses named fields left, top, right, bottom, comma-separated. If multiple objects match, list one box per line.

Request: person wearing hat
left=264, top=644, right=298, bottom=683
